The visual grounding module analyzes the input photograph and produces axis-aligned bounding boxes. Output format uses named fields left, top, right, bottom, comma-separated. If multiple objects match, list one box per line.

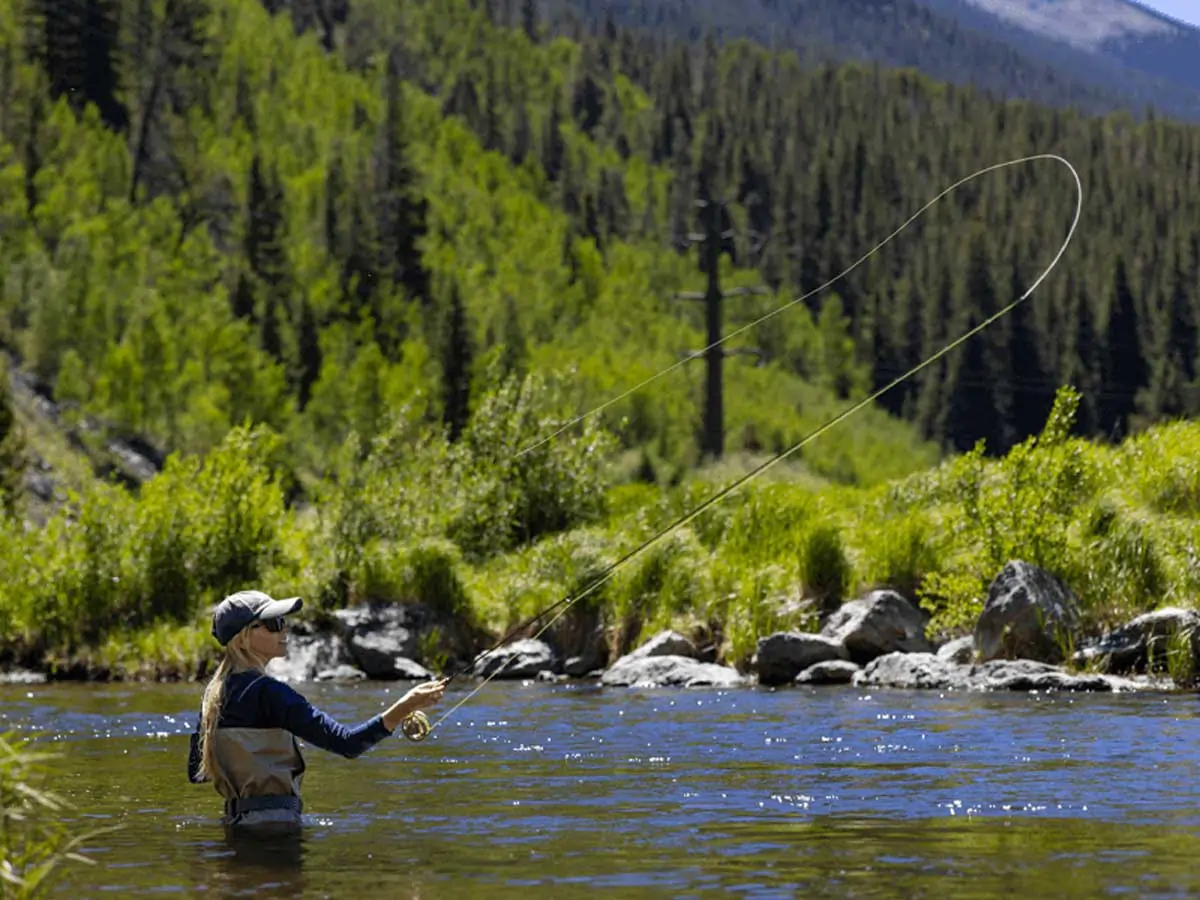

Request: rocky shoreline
left=260, top=558, right=1191, bottom=695
left=2, top=559, right=1193, bottom=694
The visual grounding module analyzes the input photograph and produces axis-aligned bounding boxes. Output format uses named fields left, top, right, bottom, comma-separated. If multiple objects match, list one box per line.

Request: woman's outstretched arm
left=260, top=676, right=447, bottom=758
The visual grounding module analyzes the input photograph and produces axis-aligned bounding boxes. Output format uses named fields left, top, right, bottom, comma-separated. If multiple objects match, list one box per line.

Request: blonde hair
left=195, top=627, right=270, bottom=792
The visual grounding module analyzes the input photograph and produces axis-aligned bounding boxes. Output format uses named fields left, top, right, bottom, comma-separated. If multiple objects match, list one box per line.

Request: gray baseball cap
left=211, top=590, right=303, bottom=646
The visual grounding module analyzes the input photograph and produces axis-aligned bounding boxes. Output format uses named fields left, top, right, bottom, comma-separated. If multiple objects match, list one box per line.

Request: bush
left=445, top=367, right=618, bottom=559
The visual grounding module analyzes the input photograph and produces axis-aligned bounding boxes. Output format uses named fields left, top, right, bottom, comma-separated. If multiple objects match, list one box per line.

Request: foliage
left=2, top=0, right=1200, bottom=674
left=0, top=732, right=114, bottom=897
left=0, top=359, right=24, bottom=518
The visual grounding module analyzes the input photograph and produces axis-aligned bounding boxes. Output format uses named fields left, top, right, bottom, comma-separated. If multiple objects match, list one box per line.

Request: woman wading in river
left=188, top=590, right=447, bottom=828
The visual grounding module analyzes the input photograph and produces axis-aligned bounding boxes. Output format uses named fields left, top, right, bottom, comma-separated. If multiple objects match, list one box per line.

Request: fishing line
left=401, top=153, right=1084, bottom=742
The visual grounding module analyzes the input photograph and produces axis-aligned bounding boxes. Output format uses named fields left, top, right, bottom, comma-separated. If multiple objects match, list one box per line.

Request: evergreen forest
left=1, top=0, right=1199, bottom=677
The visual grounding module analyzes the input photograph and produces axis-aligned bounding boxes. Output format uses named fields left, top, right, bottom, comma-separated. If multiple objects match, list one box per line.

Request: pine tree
left=32, top=0, right=128, bottom=131
left=0, top=361, right=25, bottom=518
left=378, top=56, right=432, bottom=320
left=1100, top=257, right=1146, bottom=439
left=441, top=286, right=474, bottom=442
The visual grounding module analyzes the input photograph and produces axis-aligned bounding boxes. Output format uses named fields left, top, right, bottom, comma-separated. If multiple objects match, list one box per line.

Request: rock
left=854, top=653, right=960, bottom=690
left=564, top=654, right=601, bottom=677
left=315, top=665, right=367, bottom=682
left=536, top=670, right=569, bottom=683
left=0, top=668, right=47, bottom=685
left=754, top=632, right=849, bottom=686
left=106, top=436, right=162, bottom=485
left=626, top=630, right=698, bottom=661
left=794, top=660, right=860, bottom=685
left=971, top=659, right=1123, bottom=693
left=267, top=630, right=352, bottom=682
left=853, top=652, right=1142, bottom=693
left=345, top=631, right=421, bottom=680
left=974, top=561, right=1080, bottom=664
left=332, top=602, right=427, bottom=662
left=24, top=471, right=55, bottom=502
left=600, top=655, right=747, bottom=688
left=472, top=639, right=559, bottom=679
left=561, top=624, right=610, bottom=677
left=1073, top=607, right=1200, bottom=675
left=820, top=590, right=933, bottom=664
left=937, top=636, right=976, bottom=664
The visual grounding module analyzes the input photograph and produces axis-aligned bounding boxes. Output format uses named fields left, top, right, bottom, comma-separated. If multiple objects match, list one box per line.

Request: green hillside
left=0, top=0, right=1197, bottom=679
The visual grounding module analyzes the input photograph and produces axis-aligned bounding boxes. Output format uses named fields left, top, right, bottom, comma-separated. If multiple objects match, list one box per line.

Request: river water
left=3, top=678, right=1200, bottom=898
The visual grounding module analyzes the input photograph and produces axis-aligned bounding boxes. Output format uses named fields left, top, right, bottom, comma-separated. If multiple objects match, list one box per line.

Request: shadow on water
left=200, top=826, right=307, bottom=895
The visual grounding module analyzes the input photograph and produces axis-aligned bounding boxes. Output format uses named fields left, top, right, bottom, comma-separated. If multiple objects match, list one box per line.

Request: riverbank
left=3, top=558, right=1191, bottom=697
left=4, top=386, right=1200, bottom=693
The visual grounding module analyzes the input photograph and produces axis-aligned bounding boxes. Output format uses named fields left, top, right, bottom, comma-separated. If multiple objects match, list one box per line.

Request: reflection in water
left=197, top=826, right=307, bottom=895
left=4, top=680, right=1200, bottom=897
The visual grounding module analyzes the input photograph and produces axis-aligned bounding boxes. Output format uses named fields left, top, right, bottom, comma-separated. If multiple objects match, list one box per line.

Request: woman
left=187, top=589, right=446, bottom=828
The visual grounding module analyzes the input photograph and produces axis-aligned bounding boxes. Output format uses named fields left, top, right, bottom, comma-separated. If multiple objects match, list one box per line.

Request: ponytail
left=194, top=629, right=268, bottom=792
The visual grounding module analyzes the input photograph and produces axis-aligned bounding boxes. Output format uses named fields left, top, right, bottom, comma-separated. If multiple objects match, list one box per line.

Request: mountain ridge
left=545, top=0, right=1200, bottom=120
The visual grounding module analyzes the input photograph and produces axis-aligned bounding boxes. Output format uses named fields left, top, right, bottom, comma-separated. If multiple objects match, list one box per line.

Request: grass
left=0, top=732, right=116, bottom=897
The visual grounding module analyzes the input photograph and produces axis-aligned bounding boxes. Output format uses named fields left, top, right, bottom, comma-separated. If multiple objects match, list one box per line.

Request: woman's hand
left=403, top=677, right=448, bottom=711
left=382, top=678, right=448, bottom=733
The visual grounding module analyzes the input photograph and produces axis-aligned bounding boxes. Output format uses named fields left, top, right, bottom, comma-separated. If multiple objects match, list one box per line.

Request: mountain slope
left=920, top=0, right=1200, bottom=100
left=545, top=0, right=1200, bottom=120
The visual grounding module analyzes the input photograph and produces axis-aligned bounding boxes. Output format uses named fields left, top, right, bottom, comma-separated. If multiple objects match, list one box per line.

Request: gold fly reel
left=401, top=711, right=431, bottom=742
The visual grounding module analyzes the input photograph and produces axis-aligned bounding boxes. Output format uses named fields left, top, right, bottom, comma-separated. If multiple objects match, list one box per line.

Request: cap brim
left=257, top=596, right=303, bottom=620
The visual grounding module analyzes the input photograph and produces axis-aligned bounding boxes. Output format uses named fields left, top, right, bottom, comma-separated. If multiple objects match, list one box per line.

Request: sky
left=1139, top=0, right=1200, bottom=27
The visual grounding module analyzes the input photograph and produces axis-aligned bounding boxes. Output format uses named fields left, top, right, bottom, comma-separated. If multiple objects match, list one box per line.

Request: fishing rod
left=398, top=153, right=1085, bottom=743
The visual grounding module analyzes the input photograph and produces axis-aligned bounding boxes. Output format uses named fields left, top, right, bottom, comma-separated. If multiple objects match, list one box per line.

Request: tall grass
left=0, top=733, right=114, bottom=897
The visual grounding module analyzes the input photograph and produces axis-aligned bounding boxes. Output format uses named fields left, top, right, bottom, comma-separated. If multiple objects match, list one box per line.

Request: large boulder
left=472, top=639, right=560, bottom=679
left=820, top=590, right=933, bottom=664
left=974, top=561, right=1080, bottom=664
left=753, top=632, right=848, bottom=686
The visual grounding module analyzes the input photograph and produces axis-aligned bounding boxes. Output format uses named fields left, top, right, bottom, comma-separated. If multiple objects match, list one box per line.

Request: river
left=3, top=679, right=1200, bottom=898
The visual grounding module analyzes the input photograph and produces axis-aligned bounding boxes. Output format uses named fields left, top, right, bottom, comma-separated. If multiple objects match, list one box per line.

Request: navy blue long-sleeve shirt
left=187, top=670, right=393, bottom=784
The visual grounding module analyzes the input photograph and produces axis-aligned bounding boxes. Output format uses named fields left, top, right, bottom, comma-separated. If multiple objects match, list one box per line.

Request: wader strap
left=225, top=794, right=303, bottom=818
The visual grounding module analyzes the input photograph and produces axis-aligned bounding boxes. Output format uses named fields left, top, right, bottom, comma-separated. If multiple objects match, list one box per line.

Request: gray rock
left=754, top=632, right=849, bottom=686
left=345, top=631, right=421, bottom=680
left=853, top=652, right=1144, bottom=694
left=600, top=655, right=747, bottom=688
left=472, top=638, right=559, bottom=679
left=972, top=659, right=1122, bottom=693
left=626, top=630, right=698, bottom=661
left=794, top=660, right=860, bottom=685
left=315, top=664, right=367, bottom=682
left=332, top=602, right=427, bottom=662
left=0, top=668, right=47, bottom=685
left=937, top=636, right=976, bottom=664
left=821, top=590, right=933, bottom=664
left=853, top=652, right=960, bottom=690
left=267, top=631, right=352, bottom=682
left=1073, top=607, right=1200, bottom=675
left=974, top=561, right=1080, bottom=664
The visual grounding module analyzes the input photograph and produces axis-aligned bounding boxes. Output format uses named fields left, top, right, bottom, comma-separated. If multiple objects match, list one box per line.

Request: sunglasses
left=251, top=617, right=289, bottom=633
